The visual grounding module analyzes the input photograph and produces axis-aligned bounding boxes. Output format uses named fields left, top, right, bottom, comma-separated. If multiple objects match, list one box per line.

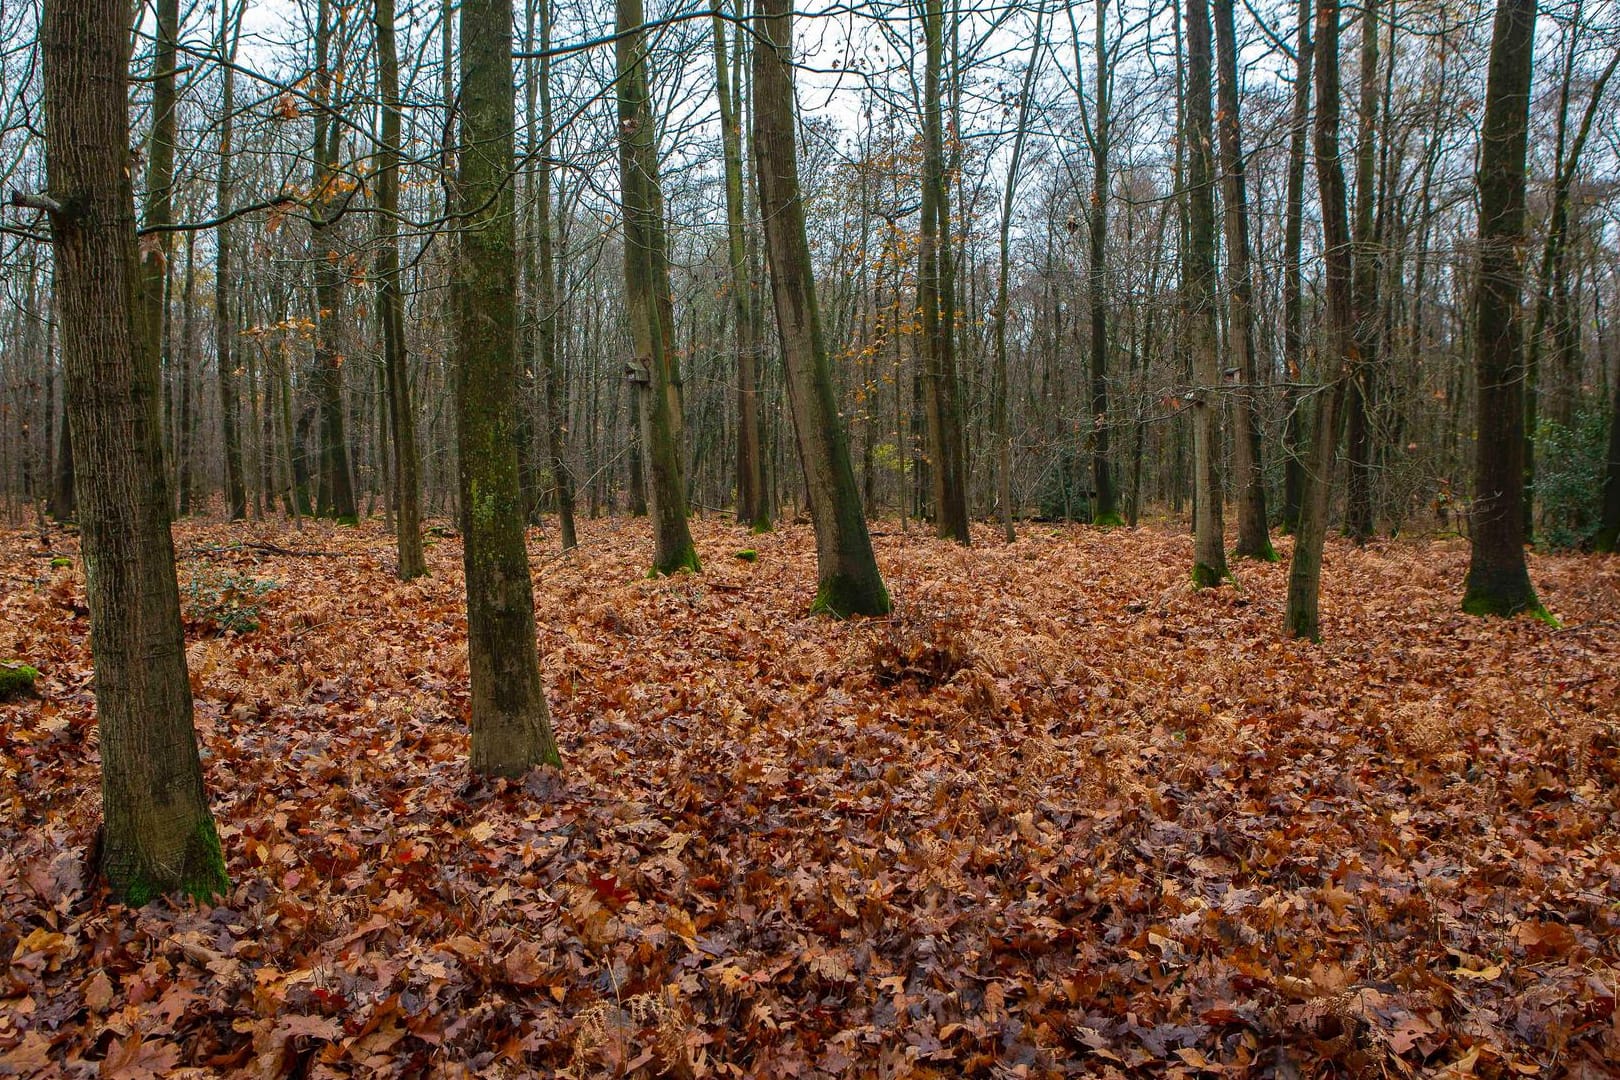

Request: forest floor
left=1, top=516, right=1618, bottom=1078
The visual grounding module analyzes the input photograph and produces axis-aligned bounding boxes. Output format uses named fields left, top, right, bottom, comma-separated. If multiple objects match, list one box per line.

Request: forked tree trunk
left=1463, top=0, right=1543, bottom=619
left=752, top=0, right=890, bottom=616
left=376, top=0, right=426, bottom=578
left=616, top=0, right=700, bottom=574
left=454, top=0, right=562, bottom=774
left=41, top=0, right=228, bottom=903
left=1213, top=0, right=1273, bottom=560
left=1182, top=0, right=1229, bottom=587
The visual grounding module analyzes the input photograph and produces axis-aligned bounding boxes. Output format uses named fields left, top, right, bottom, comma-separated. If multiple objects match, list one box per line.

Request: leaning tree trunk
left=1213, top=0, right=1273, bottom=560
left=1183, top=0, right=1229, bottom=587
left=454, top=0, right=562, bottom=774
left=1463, top=0, right=1544, bottom=619
left=1285, top=0, right=1354, bottom=642
left=39, top=0, right=227, bottom=904
left=376, top=0, right=426, bottom=578
left=753, top=0, right=891, bottom=616
left=617, top=0, right=699, bottom=574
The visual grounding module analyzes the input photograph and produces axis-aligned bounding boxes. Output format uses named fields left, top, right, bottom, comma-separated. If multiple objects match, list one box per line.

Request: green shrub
left=182, top=570, right=278, bottom=635
left=1536, top=408, right=1606, bottom=551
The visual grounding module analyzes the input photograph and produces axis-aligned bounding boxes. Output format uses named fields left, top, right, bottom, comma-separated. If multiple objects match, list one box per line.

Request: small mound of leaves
left=864, top=608, right=973, bottom=688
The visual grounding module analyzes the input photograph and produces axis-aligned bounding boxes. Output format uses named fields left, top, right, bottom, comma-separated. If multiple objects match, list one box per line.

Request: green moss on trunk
left=810, top=574, right=892, bottom=619
left=648, top=548, right=701, bottom=577
left=1191, top=561, right=1229, bottom=589
left=1091, top=510, right=1126, bottom=528
left=114, top=815, right=228, bottom=907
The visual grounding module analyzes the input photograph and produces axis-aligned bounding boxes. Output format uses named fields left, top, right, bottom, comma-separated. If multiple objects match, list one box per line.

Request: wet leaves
left=0, top=519, right=1617, bottom=1076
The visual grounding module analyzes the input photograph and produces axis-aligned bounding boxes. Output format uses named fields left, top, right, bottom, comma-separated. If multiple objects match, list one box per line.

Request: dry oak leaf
left=99, top=1033, right=180, bottom=1079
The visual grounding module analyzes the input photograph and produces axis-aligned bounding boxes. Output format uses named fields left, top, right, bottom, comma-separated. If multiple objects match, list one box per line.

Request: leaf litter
left=1, top=519, right=1617, bottom=1077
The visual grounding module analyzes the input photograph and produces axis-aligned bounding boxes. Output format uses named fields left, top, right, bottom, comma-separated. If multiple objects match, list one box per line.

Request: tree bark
left=616, top=0, right=700, bottom=574
left=713, top=0, right=770, bottom=534
left=1183, top=0, right=1229, bottom=586
left=1213, top=0, right=1273, bottom=559
left=918, top=0, right=970, bottom=543
left=1080, top=0, right=1121, bottom=527
left=530, top=0, right=578, bottom=550
left=42, top=0, right=228, bottom=903
left=377, top=0, right=426, bottom=578
left=1342, top=0, right=1381, bottom=543
left=1285, top=0, right=1354, bottom=641
left=1463, top=0, right=1543, bottom=619
left=312, top=0, right=357, bottom=522
left=1279, top=0, right=1313, bottom=536
left=752, top=0, right=890, bottom=616
left=454, top=0, right=563, bottom=774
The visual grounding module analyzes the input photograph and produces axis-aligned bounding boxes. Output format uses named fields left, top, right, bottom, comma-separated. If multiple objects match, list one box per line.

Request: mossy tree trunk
left=376, top=0, right=426, bottom=578
left=1286, top=0, right=1354, bottom=642
left=454, top=0, right=562, bottom=775
left=616, top=0, right=699, bottom=575
left=1213, top=0, right=1272, bottom=560
left=41, top=0, right=227, bottom=904
left=1463, top=0, right=1543, bottom=619
left=752, top=0, right=890, bottom=617
left=1597, top=368, right=1620, bottom=553
left=1182, top=0, right=1229, bottom=587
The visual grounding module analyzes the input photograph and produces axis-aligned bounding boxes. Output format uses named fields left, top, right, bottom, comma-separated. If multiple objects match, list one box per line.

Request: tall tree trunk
left=312, top=0, right=357, bottom=522
left=454, top=0, right=562, bottom=774
left=1076, top=0, right=1121, bottom=527
left=135, top=0, right=177, bottom=514
left=377, top=0, right=426, bottom=578
left=40, top=0, right=228, bottom=903
left=1279, top=0, right=1313, bottom=535
left=918, top=0, right=970, bottom=543
left=1213, top=0, right=1273, bottom=559
left=215, top=0, right=247, bottom=521
left=753, top=0, right=891, bottom=616
left=713, top=0, right=770, bottom=534
left=1342, top=0, right=1381, bottom=543
left=1183, top=0, right=1228, bottom=586
left=994, top=6, right=1045, bottom=542
left=176, top=228, right=196, bottom=515
left=617, top=0, right=700, bottom=574
left=1463, top=0, right=1543, bottom=619
left=1285, top=0, right=1354, bottom=641
left=530, top=0, right=578, bottom=550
